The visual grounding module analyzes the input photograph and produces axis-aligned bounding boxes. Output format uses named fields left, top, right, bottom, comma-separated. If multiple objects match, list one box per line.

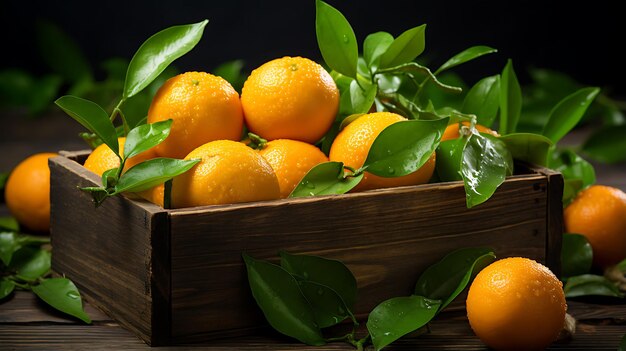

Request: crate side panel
left=170, top=176, right=549, bottom=338
left=49, top=156, right=165, bottom=344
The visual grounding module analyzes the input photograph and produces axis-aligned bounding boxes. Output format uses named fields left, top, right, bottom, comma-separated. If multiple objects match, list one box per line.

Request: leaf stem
left=8, top=278, right=31, bottom=290
left=109, top=99, right=130, bottom=135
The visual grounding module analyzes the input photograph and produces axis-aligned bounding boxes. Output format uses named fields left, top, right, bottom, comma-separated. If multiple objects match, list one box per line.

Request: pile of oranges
left=84, top=56, right=441, bottom=209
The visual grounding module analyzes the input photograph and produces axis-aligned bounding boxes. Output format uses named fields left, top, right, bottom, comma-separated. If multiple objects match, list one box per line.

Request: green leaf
left=548, top=148, right=595, bottom=188
left=280, top=251, right=357, bottom=310
left=379, top=25, right=427, bottom=69
left=415, top=248, right=495, bottom=311
left=0, top=278, right=15, bottom=300
left=124, top=20, right=208, bottom=99
left=349, top=81, right=377, bottom=114
left=435, top=46, right=497, bottom=75
left=363, top=118, right=448, bottom=177
left=563, top=274, right=624, bottom=298
left=15, top=234, right=50, bottom=247
left=367, top=296, right=441, bottom=351
left=542, top=87, right=600, bottom=143
left=377, top=62, right=462, bottom=94
left=462, top=75, right=500, bottom=127
left=114, top=158, right=200, bottom=194
left=123, top=120, right=172, bottom=159
left=0, top=217, right=19, bottom=232
left=620, top=333, right=626, bottom=351
left=55, top=96, right=119, bottom=156
left=435, top=138, right=466, bottom=182
left=0, top=172, right=8, bottom=191
left=102, top=168, right=119, bottom=189
left=561, top=233, right=593, bottom=278
left=339, top=113, right=365, bottom=131
left=36, top=21, right=92, bottom=83
left=499, top=133, right=553, bottom=166
left=27, top=75, right=63, bottom=115
left=297, top=280, right=353, bottom=328
left=242, top=254, right=324, bottom=345
left=0, top=232, right=19, bottom=266
left=289, top=162, right=363, bottom=197
left=32, top=278, right=92, bottom=323
left=582, top=125, right=626, bottom=164
left=212, top=59, right=245, bottom=91
left=563, top=179, right=584, bottom=205
left=363, top=32, right=394, bottom=69
left=9, top=247, right=51, bottom=281
left=315, top=0, right=358, bottom=78
left=499, top=60, right=522, bottom=135
left=462, top=133, right=513, bottom=208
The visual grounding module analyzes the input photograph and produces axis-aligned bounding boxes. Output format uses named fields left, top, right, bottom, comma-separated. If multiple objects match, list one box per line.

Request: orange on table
left=258, top=139, right=328, bottom=198
left=83, top=137, right=162, bottom=206
left=441, top=121, right=498, bottom=141
left=466, top=257, right=566, bottom=351
left=329, top=112, right=436, bottom=192
left=147, top=71, right=243, bottom=159
left=564, top=185, right=626, bottom=268
left=5, top=153, right=58, bottom=232
left=241, top=56, right=339, bottom=144
left=171, top=140, right=280, bottom=208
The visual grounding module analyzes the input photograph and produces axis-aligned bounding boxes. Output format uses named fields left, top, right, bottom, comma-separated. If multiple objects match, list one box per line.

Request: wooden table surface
left=1, top=113, right=625, bottom=350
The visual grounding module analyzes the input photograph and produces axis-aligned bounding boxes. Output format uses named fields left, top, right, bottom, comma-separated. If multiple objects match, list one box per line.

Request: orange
left=329, top=112, right=436, bottom=192
left=258, top=139, right=328, bottom=198
left=5, top=153, right=58, bottom=232
left=564, top=185, right=626, bottom=267
left=171, top=140, right=280, bottom=207
left=83, top=137, right=162, bottom=207
left=441, top=121, right=498, bottom=141
left=241, top=56, right=339, bottom=143
left=466, top=257, right=566, bottom=351
left=147, top=71, right=243, bottom=159
left=83, top=137, right=156, bottom=176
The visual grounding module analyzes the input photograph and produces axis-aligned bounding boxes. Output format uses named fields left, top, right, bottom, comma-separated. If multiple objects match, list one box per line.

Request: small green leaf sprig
left=0, top=219, right=91, bottom=323
left=312, top=0, right=601, bottom=208
left=54, top=21, right=209, bottom=206
left=244, top=247, right=495, bottom=350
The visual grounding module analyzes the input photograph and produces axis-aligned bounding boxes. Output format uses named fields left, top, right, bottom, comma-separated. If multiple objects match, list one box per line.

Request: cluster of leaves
left=54, top=21, right=213, bottom=206
left=0, top=218, right=90, bottom=323
left=244, top=248, right=494, bottom=350
left=290, top=0, right=600, bottom=209
left=560, top=233, right=625, bottom=299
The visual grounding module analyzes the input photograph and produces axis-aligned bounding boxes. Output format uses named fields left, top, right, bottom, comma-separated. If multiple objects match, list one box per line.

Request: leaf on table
left=297, top=280, right=353, bottom=328
left=563, top=274, right=624, bottom=298
left=561, top=233, right=593, bottom=278
left=0, top=278, right=15, bottom=300
left=9, top=247, right=51, bottom=282
left=280, top=251, right=357, bottom=310
left=32, top=278, right=92, bottom=323
left=242, top=254, right=325, bottom=345
left=414, top=247, right=495, bottom=311
left=367, top=296, right=440, bottom=351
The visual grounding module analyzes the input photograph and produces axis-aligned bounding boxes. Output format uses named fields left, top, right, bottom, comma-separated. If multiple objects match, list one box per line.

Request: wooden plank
left=169, top=174, right=550, bottom=339
left=49, top=155, right=168, bottom=345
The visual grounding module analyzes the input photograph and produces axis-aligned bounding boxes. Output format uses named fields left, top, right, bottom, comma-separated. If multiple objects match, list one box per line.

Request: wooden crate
left=49, top=150, right=563, bottom=346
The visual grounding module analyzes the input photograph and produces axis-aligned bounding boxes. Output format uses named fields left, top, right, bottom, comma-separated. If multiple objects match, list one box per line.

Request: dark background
left=1, top=0, right=624, bottom=94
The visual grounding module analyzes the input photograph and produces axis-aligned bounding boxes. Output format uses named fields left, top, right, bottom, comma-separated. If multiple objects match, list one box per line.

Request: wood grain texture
left=1, top=292, right=624, bottom=350
left=169, top=173, right=552, bottom=339
left=49, top=155, right=170, bottom=345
